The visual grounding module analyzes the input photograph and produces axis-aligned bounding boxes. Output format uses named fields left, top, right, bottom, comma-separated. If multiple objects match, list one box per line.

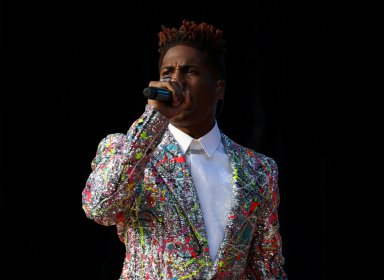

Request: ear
left=216, top=80, right=226, bottom=100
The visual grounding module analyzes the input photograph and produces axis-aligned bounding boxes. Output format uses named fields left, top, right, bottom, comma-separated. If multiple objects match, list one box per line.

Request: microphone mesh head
left=143, top=87, right=156, bottom=98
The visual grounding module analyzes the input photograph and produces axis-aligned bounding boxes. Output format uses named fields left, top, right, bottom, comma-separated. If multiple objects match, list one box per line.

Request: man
left=82, top=19, right=287, bottom=279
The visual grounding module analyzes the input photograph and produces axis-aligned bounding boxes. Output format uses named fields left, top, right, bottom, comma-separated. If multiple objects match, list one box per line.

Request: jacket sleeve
left=82, top=105, right=168, bottom=226
left=246, top=158, right=287, bottom=279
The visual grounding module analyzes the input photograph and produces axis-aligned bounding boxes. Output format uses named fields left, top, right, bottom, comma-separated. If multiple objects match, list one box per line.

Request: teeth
left=161, top=76, right=171, bottom=82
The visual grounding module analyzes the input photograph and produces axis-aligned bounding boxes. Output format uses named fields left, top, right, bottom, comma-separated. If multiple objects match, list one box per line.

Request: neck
left=171, top=121, right=215, bottom=139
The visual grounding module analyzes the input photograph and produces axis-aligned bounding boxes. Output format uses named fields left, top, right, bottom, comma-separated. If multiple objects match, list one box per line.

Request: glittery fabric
left=82, top=105, right=287, bottom=279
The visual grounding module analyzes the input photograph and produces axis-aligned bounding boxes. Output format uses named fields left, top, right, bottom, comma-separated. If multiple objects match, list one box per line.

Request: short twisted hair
left=158, top=20, right=226, bottom=79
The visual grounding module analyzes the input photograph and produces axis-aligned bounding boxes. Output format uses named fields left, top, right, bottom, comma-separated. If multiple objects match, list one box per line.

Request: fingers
left=148, top=80, right=184, bottom=107
left=171, top=86, right=184, bottom=107
left=181, top=89, right=191, bottom=107
left=148, top=80, right=183, bottom=99
left=146, top=80, right=188, bottom=119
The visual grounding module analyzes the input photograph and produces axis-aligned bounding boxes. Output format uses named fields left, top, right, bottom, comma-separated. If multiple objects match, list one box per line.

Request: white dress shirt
left=168, top=122, right=233, bottom=260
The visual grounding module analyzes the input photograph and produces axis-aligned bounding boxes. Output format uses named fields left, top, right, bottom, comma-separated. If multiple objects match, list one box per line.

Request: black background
left=1, top=1, right=328, bottom=279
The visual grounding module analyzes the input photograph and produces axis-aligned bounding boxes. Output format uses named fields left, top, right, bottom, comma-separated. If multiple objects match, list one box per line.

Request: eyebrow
left=160, top=64, right=195, bottom=71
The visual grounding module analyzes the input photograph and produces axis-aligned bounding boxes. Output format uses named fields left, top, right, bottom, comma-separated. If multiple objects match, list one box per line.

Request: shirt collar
left=168, top=122, right=221, bottom=158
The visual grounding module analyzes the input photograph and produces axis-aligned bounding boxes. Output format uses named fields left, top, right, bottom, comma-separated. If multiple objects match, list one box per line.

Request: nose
left=170, top=69, right=185, bottom=85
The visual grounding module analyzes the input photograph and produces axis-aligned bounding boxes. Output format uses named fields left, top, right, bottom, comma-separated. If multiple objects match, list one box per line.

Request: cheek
left=190, top=80, right=217, bottom=104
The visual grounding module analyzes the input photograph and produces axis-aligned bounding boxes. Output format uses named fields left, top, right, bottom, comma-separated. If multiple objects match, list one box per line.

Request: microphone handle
left=143, top=87, right=171, bottom=102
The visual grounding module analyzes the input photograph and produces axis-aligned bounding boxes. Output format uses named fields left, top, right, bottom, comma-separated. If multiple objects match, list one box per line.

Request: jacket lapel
left=151, top=129, right=210, bottom=252
left=209, top=133, right=265, bottom=277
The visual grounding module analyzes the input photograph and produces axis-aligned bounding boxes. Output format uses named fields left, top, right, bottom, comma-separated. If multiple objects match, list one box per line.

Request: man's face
left=160, top=45, right=221, bottom=136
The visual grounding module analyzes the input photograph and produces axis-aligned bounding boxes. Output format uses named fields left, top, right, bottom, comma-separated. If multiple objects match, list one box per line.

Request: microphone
left=143, top=87, right=171, bottom=102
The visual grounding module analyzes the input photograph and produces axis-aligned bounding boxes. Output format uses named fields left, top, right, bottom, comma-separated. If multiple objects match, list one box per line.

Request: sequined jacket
left=82, top=105, right=287, bottom=279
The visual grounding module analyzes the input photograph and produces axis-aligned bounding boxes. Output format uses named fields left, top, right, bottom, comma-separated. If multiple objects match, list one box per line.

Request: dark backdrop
left=1, top=1, right=327, bottom=279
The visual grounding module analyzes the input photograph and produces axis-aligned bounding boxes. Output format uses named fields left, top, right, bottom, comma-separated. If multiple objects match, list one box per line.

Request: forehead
left=161, top=45, right=205, bottom=67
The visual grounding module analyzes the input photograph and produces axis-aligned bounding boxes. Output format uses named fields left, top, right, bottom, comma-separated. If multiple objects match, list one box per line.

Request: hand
left=147, top=80, right=191, bottom=120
